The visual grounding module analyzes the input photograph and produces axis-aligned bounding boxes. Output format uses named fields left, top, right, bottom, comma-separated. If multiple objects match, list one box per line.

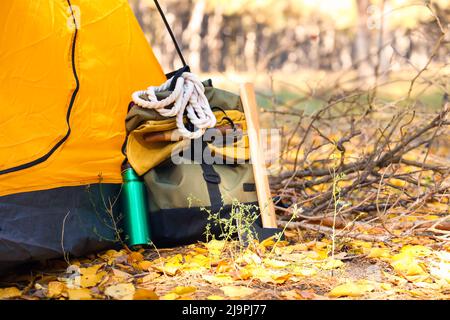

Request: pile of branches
left=271, top=92, right=449, bottom=240
left=266, top=9, right=449, bottom=242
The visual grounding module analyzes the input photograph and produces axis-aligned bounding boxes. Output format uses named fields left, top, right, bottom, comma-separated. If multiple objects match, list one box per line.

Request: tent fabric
left=0, top=0, right=166, bottom=197
left=0, top=0, right=166, bottom=271
left=0, top=184, right=121, bottom=273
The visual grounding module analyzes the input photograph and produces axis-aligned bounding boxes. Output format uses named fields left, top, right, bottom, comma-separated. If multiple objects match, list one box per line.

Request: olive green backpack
left=125, top=77, right=280, bottom=246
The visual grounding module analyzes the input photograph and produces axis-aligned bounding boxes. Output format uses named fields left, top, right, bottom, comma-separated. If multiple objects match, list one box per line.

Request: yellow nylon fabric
left=0, top=0, right=166, bottom=196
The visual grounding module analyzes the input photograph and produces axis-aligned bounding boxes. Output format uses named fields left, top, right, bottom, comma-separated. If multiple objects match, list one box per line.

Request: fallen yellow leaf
left=390, top=254, right=427, bottom=277
left=99, top=249, right=125, bottom=264
left=399, top=245, right=432, bottom=258
left=279, top=253, right=306, bottom=262
left=79, top=271, right=107, bottom=288
left=203, top=274, right=234, bottom=284
left=430, top=261, right=450, bottom=284
left=153, top=254, right=183, bottom=276
left=80, top=264, right=103, bottom=275
left=291, top=267, right=317, bottom=277
left=133, top=288, right=159, bottom=300
left=280, top=290, right=301, bottom=300
left=139, top=272, right=161, bottom=284
left=305, top=249, right=328, bottom=261
left=367, top=247, right=391, bottom=259
left=329, top=281, right=375, bottom=298
left=207, top=295, right=225, bottom=300
left=154, top=264, right=180, bottom=276
left=379, top=283, right=393, bottom=291
left=185, top=254, right=211, bottom=269
left=248, top=267, right=290, bottom=284
left=429, top=201, right=449, bottom=213
left=220, top=286, right=255, bottom=298
left=47, top=281, right=66, bottom=298
left=274, top=246, right=294, bottom=255
left=161, top=292, right=179, bottom=300
left=137, top=260, right=153, bottom=271
left=192, top=247, right=209, bottom=254
left=216, top=260, right=232, bottom=273
left=235, top=250, right=262, bottom=265
left=205, top=240, right=226, bottom=255
left=112, top=268, right=132, bottom=280
left=349, top=240, right=372, bottom=254
left=128, top=252, right=144, bottom=263
left=173, top=286, right=196, bottom=295
left=270, top=273, right=291, bottom=284
left=383, top=271, right=408, bottom=286
left=290, top=243, right=309, bottom=252
left=0, top=287, right=21, bottom=299
left=67, top=288, right=92, bottom=300
left=237, top=268, right=252, bottom=280
left=259, top=237, right=276, bottom=248
left=322, top=259, right=344, bottom=270
left=390, top=178, right=406, bottom=188
left=166, top=254, right=184, bottom=264
left=104, top=283, right=135, bottom=300
left=263, top=258, right=290, bottom=268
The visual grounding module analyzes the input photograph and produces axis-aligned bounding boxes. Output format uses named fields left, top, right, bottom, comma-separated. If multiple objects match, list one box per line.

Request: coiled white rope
left=131, top=72, right=217, bottom=139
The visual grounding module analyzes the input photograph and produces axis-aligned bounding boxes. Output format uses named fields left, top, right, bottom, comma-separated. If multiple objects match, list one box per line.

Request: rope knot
left=132, top=72, right=217, bottom=139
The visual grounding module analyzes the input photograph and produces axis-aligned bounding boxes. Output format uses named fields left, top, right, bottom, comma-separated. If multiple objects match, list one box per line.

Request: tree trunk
left=376, top=0, right=392, bottom=77
left=206, top=6, right=224, bottom=72
left=355, top=0, right=373, bottom=79
left=183, top=0, right=206, bottom=72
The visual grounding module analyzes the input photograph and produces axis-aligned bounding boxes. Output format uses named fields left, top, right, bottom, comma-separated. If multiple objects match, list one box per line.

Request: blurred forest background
left=1, top=0, right=449, bottom=301
left=129, top=0, right=449, bottom=78
left=1, top=1, right=450, bottom=301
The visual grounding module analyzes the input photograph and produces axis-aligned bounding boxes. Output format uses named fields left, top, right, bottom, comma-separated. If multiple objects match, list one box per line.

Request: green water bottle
left=121, top=163, right=151, bottom=247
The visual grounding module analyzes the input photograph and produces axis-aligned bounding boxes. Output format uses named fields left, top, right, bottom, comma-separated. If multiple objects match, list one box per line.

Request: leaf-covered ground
left=1, top=225, right=449, bottom=300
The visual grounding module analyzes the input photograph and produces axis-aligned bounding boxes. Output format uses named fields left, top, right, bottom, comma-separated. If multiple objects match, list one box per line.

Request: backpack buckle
left=203, top=171, right=221, bottom=184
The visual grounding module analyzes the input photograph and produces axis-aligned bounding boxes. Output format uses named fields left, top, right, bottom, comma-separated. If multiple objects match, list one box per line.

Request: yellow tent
left=0, top=0, right=166, bottom=196
left=0, top=0, right=166, bottom=270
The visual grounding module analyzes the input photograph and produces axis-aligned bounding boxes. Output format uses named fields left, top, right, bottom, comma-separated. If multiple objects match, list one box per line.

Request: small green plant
left=202, top=199, right=260, bottom=247
left=59, top=180, right=125, bottom=265
left=268, top=203, right=301, bottom=257
left=85, top=181, right=126, bottom=246
left=188, top=195, right=263, bottom=261
left=330, top=168, right=349, bottom=265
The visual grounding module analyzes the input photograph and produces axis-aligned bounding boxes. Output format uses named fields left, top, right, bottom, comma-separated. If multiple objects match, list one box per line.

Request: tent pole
left=153, top=0, right=187, bottom=67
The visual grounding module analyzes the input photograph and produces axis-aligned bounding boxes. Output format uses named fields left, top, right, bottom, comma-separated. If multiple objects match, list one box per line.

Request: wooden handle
left=143, top=130, right=179, bottom=143
left=240, top=83, right=277, bottom=229
left=143, top=124, right=242, bottom=143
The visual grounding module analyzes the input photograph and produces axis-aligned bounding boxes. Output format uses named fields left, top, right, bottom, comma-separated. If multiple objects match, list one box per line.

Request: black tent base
left=0, top=184, right=121, bottom=274
left=0, top=185, right=283, bottom=274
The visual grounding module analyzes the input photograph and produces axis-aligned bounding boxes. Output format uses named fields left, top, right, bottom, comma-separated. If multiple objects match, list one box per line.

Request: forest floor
left=0, top=227, right=449, bottom=300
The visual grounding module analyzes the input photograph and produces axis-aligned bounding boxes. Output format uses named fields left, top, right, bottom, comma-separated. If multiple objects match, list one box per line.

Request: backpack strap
left=200, top=162, right=223, bottom=213
left=199, top=141, right=223, bottom=213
